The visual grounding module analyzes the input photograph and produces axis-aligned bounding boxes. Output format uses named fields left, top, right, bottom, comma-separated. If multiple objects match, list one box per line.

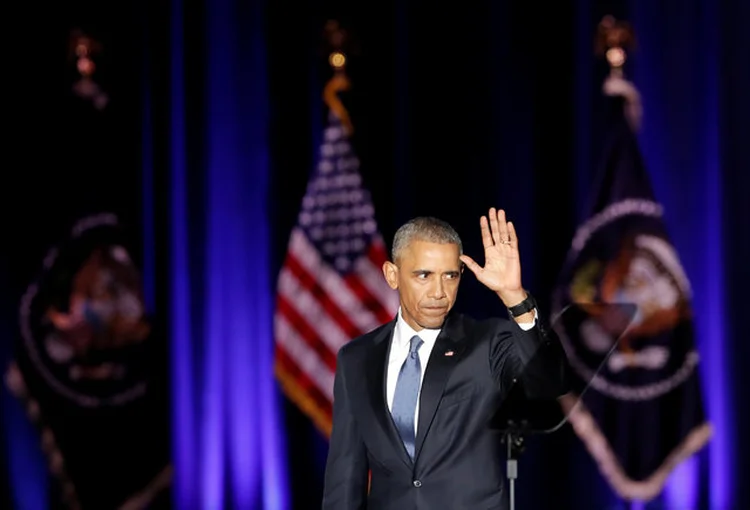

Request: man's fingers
left=480, top=216, right=494, bottom=249
left=507, top=221, right=518, bottom=245
left=459, top=255, right=482, bottom=275
left=488, top=208, right=501, bottom=245
left=495, top=209, right=509, bottom=242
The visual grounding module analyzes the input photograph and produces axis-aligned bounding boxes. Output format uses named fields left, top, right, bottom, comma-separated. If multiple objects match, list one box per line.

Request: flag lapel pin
left=444, top=350, right=454, bottom=357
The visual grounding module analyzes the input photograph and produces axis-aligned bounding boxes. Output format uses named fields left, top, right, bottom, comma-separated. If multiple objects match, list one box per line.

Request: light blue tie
left=392, top=335, right=423, bottom=460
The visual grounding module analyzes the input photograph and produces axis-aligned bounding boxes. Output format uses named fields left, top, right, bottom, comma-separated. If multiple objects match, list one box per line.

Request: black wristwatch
left=507, top=292, right=536, bottom=318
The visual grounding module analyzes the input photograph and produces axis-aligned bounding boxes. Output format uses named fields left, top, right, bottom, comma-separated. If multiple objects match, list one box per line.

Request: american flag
left=274, top=112, right=399, bottom=436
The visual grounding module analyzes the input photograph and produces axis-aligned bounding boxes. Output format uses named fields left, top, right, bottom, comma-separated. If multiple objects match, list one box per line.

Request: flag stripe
left=277, top=267, right=352, bottom=351
left=274, top=347, right=332, bottom=434
left=281, top=250, right=363, bottom=340
left=366, top=241, right=400, bottom=315
left=288, top=228, right=383, bottom=332
left=343, top=272, right=391, bottom=328
left=275, top=296, right=337, bottom=372
left=274, top=313, right=335, bottom=399
left=275, top=346, right=332, bottom=412
left=350, top=240, right=397, bottom=323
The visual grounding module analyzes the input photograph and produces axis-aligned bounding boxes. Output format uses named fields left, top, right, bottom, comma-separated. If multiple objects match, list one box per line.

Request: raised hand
left=459, top=208, right=526, bottom=306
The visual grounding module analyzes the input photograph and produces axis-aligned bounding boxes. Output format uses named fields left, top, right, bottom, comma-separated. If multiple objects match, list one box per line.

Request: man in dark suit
left=322, top=208, right=569, bottom=510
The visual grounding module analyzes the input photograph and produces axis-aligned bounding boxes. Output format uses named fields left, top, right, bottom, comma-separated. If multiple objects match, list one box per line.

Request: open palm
left=459, top=208, right=523, bottom=294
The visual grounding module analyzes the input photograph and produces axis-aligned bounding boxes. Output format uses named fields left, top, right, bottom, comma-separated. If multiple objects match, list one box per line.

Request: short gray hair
left=391, top=216, right=463, bottom=263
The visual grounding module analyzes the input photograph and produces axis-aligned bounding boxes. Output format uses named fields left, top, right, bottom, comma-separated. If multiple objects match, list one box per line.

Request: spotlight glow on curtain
left=630, top=1, right=732, bottom=508
left=1, top=370, right=47, bottom=510
left=166, top=0, right=288, bottom=507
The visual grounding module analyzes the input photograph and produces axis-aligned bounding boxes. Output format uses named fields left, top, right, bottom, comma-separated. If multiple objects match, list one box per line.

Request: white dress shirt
left=386, top=307, right=538, bottom=434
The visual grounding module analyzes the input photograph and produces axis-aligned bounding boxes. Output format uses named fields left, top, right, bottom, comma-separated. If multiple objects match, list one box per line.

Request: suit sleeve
left=322, top=349, right=369, bottom=510
left=489, top=311, right=570, bottom=400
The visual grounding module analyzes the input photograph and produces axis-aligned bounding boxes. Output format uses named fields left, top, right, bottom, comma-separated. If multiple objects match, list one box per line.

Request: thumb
left=459, top=255, right=482, bottom=276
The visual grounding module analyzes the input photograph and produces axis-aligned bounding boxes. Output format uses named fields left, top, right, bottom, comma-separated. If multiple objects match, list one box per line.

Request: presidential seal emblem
left=552, top=198, right=700, bottom=402
left=18, top=213, right=151, bottom=407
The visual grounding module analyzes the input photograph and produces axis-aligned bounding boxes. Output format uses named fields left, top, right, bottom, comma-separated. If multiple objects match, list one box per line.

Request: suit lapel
left=365, top=320, right=413, bottom=468
left=414, top=315, right=466, bottom=460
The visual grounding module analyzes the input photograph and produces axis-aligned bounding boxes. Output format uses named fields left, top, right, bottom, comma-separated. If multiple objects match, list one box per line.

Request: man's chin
left=417, top=314, right=447, bottom=330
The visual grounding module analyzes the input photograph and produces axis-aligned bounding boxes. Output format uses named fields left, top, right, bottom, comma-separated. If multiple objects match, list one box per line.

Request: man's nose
left=428, top=279, right=446, bottom=299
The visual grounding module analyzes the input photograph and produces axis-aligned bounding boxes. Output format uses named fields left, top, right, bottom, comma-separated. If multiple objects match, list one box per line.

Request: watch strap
left=507, top=292, right=536, bottom=317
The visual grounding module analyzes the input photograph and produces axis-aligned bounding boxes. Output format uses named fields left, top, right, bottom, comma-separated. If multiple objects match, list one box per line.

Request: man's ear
left=382, top=261, right=399, bottom=290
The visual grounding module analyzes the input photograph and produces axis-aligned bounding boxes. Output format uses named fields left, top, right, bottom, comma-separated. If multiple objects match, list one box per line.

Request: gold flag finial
left=322, top=20, right=354, bottom=135
left=68, top=29, right=108, bottom=110
left=595, top=15, right=636, bottom=76
left=595, top=16, right=643, bottom=131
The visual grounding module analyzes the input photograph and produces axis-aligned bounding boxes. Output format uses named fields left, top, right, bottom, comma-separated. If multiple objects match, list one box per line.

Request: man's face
left=382, top=241, right=462, bottom=331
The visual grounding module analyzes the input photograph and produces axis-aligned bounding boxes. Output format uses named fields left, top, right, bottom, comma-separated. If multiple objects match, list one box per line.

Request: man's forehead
left=400, top=241, right=460, bottom=268
left=406, top=240, right=459, bottom=253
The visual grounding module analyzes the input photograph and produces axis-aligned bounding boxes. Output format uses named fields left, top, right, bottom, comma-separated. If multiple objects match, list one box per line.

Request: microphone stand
left=502, top=420, right=527, bottom=510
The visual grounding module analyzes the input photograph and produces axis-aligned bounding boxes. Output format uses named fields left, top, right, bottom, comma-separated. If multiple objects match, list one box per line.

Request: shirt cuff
left=515, top=308, right=538, bottom=331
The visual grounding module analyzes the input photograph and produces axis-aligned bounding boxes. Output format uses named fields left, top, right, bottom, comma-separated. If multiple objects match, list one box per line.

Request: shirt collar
left=395, top=307, right=442, bottom=349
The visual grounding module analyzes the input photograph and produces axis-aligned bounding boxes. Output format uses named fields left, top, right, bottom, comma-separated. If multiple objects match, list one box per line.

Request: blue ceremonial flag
left=551, top=76, right=711, bottom=502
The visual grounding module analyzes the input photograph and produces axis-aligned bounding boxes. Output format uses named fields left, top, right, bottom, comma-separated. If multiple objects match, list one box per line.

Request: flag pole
left=322, top=20, right=354, bottom=136
left=594, top=17, right=661, bottom=510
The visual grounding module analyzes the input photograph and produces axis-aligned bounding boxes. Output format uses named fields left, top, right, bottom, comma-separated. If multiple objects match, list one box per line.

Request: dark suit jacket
left=321, top=310, right=569, bottom=510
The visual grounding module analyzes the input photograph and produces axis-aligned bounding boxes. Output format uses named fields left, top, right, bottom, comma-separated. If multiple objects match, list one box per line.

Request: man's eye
left=417, top=273, right=428, bottom=279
